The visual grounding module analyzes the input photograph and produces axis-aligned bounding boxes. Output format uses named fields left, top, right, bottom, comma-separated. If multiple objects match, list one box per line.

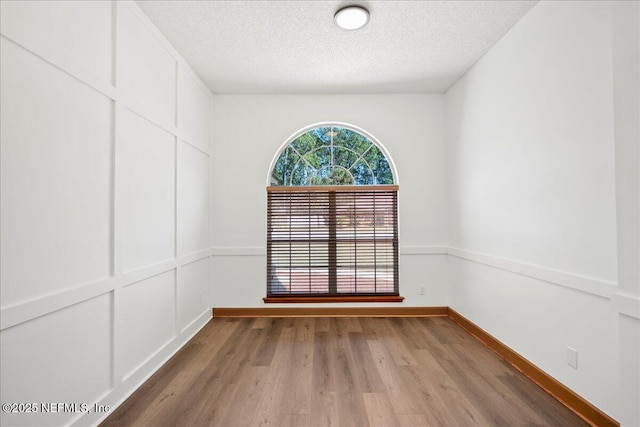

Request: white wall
left=0, top=1, right=212, bottom=425
left=611, top=2, right=640, bottom=426
left=211, top=94, right=449, bottom=307
left=445, top=1, right=638, bottom=424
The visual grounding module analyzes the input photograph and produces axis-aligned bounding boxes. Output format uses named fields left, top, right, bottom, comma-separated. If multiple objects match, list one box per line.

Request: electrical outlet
left=567, top=347, right=578, bottom=369
left=419, top=286, right=426, bottom=295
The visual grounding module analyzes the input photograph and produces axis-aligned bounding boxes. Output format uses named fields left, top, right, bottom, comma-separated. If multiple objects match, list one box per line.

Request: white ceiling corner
left=135, top=0, right=537, bottom=94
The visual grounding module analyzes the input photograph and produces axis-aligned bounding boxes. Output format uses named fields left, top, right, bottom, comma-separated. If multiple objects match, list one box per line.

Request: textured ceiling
left=136, top=0, right=537, bottom=94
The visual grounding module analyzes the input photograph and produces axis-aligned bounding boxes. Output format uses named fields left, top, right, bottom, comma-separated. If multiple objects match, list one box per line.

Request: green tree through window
left=271, top=126, right=394, bottom=186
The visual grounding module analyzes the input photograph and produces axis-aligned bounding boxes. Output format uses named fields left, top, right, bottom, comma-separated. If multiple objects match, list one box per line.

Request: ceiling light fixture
left=334, top=5, right=369, bottom=30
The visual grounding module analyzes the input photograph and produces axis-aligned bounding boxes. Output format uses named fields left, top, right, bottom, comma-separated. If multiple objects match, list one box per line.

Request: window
left=266, top=125, right=401, bottom=302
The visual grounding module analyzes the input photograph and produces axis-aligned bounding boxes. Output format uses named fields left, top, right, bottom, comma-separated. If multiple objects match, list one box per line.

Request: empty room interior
left=1, top=0, right=639, bottom=426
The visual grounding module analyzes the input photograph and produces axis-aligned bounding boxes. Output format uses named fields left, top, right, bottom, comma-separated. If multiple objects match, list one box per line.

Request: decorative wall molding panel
left=0, top=2, right=213, bottom=426
left=448, top=247, right=616, bottom=299
left=612, top=292, right=640, bottom=320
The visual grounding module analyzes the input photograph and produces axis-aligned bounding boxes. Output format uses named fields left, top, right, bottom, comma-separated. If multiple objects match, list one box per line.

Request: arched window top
left=270, top=124, right=395, bottom=186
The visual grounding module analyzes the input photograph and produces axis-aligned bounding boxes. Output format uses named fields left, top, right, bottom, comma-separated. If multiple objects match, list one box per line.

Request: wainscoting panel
left=178, top=68, right=212, bottom=152
left=118, top=108, right=176, bottom=273
left=117, top=3, right=176, bottom=128
left=0, top=36, right=112, bottom=307
left=0, top=294, right=113, bottom=426
left=448, top=247, right=616, bottom=299
left=0, top=2, right=213, bottom=426
left=177, top=141, right=210, bottom=257
left=0, top=0, right=114, bottom=90
left=178, top=258, right=211, bottom=332
left=118, top=271, right=176, bottom=381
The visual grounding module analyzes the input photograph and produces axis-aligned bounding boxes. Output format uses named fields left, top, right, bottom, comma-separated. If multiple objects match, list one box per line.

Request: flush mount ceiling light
left=334, top=5, right=369, bottom=30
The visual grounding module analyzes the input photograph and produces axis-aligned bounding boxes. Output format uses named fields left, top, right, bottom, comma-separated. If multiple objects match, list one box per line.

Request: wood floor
left=101, top=317, right=589, bottom=427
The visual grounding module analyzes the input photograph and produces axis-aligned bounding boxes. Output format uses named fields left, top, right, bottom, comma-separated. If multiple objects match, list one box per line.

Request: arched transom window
left=266, top=124, right=401, bottom=303
left=271, top=126, right=394, bottom=186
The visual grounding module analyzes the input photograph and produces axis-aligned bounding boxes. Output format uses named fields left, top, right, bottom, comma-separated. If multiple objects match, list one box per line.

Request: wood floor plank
left=265, top=324, right=295, bottom=385
left=249, top=381, right=286, bottom=427
left=451, top=336, right=514, bottom=376
left=358, top=317, right=387, bottom=340
left=101, top=317, right=590, bottom=427
left=403, top=355, right=488, bottom=426
left=251, top=317, right=271, bottom=329
left=434, top=344, right=553, bottom=426
left=314, top=317, right=331, bottom=332
left=281, top=414, right=311, bottom=427
left=398, top=317, right=452, bottom=361
left=396, top=413, right=431, bottom=426
left=327, top=324, right=360, bottom=395
left=214, top=366, right=270, bottom=427
left=430, top=316, right=474, bottom=344
left=347, top=331, right=386, bottom=392
left=180, top=319, right=260, bottom=426
left=380, top=318, right=418, bottom=365
left=309, top=391, right=339, bottom=427
left=335, top=392, right=368, bottom=427
left=340, top=316, right=364, bottom=332
left=332, top=317, right=357, bottom=334
left=367, top=339, right=424, bottom=414
left=497, top=371, right=590, bottom=427
left=134, top=369, right=201, bottom=426
left=280, top=318, right=314, bottom=416
left=447, top=342, right=552, bottom=425
left=311, top=330, right=333, bottom=392
left=251, top=317, right=288, bottom=367
left=363, top=392, right=401, bottom=427
left=389, top=317, right=432, bottom=350
left=188, top=317, right=242, bottom=371
left=99, top=340, right=205, bottom=427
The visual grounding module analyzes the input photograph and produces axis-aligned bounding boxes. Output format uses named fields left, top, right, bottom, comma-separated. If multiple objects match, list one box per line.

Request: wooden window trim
left=267, top=186, right=400, bottom=301
left=267, top=185, right=399, bottom=193
left=263, top=295, right=405, bottom=304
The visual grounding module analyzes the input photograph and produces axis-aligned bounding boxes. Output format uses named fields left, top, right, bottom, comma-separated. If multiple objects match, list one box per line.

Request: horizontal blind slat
left=267, top=187, right=399, bottom=297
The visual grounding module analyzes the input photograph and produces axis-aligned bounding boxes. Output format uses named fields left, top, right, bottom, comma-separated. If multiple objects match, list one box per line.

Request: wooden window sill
left=263, top=296, right=405, bottom=304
